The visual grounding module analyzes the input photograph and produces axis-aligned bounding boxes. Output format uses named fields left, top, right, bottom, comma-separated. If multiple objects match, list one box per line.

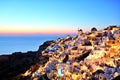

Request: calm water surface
left=0, top=34, right=69, bottom=55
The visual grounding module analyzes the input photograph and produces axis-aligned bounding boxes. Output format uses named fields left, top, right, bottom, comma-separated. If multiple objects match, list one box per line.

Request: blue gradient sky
left=0, top=0, right=120, bottom=34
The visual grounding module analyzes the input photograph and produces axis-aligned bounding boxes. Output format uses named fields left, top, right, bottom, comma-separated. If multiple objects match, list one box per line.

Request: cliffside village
left=21, top=26, right=120, bottom=80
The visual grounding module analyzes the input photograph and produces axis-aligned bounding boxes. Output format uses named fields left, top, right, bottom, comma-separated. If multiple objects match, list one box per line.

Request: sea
left=0, top=34, right=75, bottom=55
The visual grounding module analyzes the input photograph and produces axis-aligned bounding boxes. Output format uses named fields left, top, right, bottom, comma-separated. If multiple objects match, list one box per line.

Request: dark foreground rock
left=0, top=40, right=54, bottom=80
left=0, top=51, right=38, bottom=79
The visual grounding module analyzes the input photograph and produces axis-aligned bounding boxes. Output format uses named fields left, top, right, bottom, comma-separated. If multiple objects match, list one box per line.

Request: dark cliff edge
left=0, top=40, right=54, bottom=80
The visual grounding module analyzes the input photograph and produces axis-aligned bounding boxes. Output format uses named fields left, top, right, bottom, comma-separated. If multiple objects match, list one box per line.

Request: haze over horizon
left=0, top=0, right=120, bottom=35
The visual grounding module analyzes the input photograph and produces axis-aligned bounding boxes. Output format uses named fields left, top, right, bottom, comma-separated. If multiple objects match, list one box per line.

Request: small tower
left=77, top=27, right=83, bottom=37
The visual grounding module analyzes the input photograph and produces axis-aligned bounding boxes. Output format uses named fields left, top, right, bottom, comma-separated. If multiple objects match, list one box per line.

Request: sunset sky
left=0, top=0, right=120, bottom=34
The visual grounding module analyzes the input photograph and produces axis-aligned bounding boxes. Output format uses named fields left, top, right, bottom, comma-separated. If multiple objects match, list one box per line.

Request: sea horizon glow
left=0, top=0, right=120, bottom=35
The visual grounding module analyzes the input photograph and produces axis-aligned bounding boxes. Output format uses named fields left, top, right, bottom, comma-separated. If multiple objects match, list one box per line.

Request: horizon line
left=0, top=32, right=77, bottom=35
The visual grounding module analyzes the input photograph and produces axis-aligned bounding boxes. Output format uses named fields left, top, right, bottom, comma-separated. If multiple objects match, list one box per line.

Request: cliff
left=0, top=40, right=54, bottom=80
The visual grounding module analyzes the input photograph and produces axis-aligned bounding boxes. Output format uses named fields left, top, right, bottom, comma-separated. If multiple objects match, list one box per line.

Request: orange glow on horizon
left=0, top=31, right=76, bottom=35
left=0, top=25, right=88, bottom=35
left=0, top=28, right=77, bottom=35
